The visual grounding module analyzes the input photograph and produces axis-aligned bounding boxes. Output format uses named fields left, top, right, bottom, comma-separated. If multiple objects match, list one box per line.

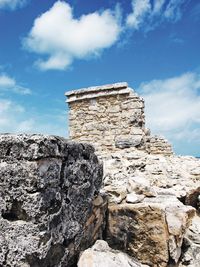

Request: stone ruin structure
left=65, top=82, right=173, bottom=157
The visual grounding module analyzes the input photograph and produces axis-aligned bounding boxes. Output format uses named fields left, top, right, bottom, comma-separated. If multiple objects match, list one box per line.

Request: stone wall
left=146, top=134, right=173, bottom=155
left=65, top=82, right=173, bottom=156
left=0, top=134, right=106, bottom=267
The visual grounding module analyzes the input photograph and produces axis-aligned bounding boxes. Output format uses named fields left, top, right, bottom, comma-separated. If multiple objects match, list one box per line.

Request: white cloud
left=139, top=72, right=200, bottom=147
left=0, top=74, right=15, bottom=87
left=0, top=73, right=31, bottom=95
left=153, top=0, right=165, bottom=14
left=126, top=0, right=187, bottom=30
left=0, top=98, right=67, bottom=136
left=164, top=0, right=185, bottom=21
left=126, top=0, right=151, bottom=29
left=24, top=1, right=121, bottom=70
left=0, top=0, right=27, bottom=10
left=0, top=99, right=25, bottom=129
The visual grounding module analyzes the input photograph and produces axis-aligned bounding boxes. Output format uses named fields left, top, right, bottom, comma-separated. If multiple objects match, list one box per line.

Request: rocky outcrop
left=101, top=149, right=200, bottom=266
left=0, top=134, right=106, bottom=267
left=78, top=240, right=148, bottom=267
left=103, top=150, right=200, bottom=204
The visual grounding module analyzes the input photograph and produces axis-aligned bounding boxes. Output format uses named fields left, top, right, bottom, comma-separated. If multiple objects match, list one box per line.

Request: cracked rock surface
left=0, top=134, right=105, bottom=267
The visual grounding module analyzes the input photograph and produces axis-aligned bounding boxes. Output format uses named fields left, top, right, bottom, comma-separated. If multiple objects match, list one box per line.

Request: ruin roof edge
left=65, top=82, right=128, bottom=97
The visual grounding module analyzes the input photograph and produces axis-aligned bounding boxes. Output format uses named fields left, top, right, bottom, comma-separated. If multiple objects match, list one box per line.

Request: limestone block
left=115, top=136, right=143, bottom=149
left=106, top=196, right=195, bottom=267
left=107, top=203, right=169, bottom=267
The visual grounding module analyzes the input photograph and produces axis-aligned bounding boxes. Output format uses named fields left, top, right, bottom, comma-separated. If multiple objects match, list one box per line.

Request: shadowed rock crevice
left=26, top=244, right=65, bottom=267
left=2, top=200, right=30, bottom=222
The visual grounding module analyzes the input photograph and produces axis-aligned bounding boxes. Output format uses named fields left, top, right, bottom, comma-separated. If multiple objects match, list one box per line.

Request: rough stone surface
left=102, top=150, right=200, bottom=204
left=65, top=82, right=173, bottom=156
left=78, top=240, right=148, bottom=267
left=178, top=215, right=200, bottom=267
left=100, top=148, right=200, bottom=267
left=146, top=134, right=173, bottom=156
left=0, top=134, right=106, bottom=267
left=65, top=82, right=200, bottom=267
left=106, top=196, right=195, bottom=267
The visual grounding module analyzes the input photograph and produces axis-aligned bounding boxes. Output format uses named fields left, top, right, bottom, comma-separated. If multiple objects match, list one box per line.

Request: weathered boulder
left=0, top=134, right=106, bottom=267
left=106, top=196, right=195, bottom=267
left=78, top=240, right=148, bottom=267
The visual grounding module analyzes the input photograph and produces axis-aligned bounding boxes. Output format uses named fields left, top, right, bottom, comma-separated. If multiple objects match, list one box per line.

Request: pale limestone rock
left=128, top=176, right=157, bottom=197
left=179, top=215, right=200, bottom=267
left=102, top=150, right=200, bottom=204
left=78, top=240, right=148, bottom=267
left=103, top=185, right=127, bottom=204
left=126, top=192, right=144, bottom=204
left=165, top=204, right=195, bottom=263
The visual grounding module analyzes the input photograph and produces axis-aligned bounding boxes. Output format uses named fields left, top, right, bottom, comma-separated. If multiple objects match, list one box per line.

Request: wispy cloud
left=164, top=0, right=184, bottom=21
left=126, top=0, right=187, bottom=31
left=0, top=99, right=24, bottom=130
left=126, top=0, right=151, bottom=29
left=0, top=73, right=31, bottom=95
left=24, top=1, right=121, bottom=70
left=0, top=0, right=27, bottom=10
left=190, top=2, right=200, bottom=21
left=169, top=34, right=184, bottom=44
left=0, top=97, right=67, bottom=136
left=139, top=72, right=200, bottom=148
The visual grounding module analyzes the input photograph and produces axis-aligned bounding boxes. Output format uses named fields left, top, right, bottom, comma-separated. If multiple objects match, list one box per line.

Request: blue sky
left=0, top=0, right=200, bottom=156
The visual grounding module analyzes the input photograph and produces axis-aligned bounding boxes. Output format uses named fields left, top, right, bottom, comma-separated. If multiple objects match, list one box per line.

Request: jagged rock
left=179, top=215, right=200, bottom=267
left=0, top=134, right=106, bottom=267
left=106, top=196, right=195, bottom=267
left=78, top=240, right=149, bottom=267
